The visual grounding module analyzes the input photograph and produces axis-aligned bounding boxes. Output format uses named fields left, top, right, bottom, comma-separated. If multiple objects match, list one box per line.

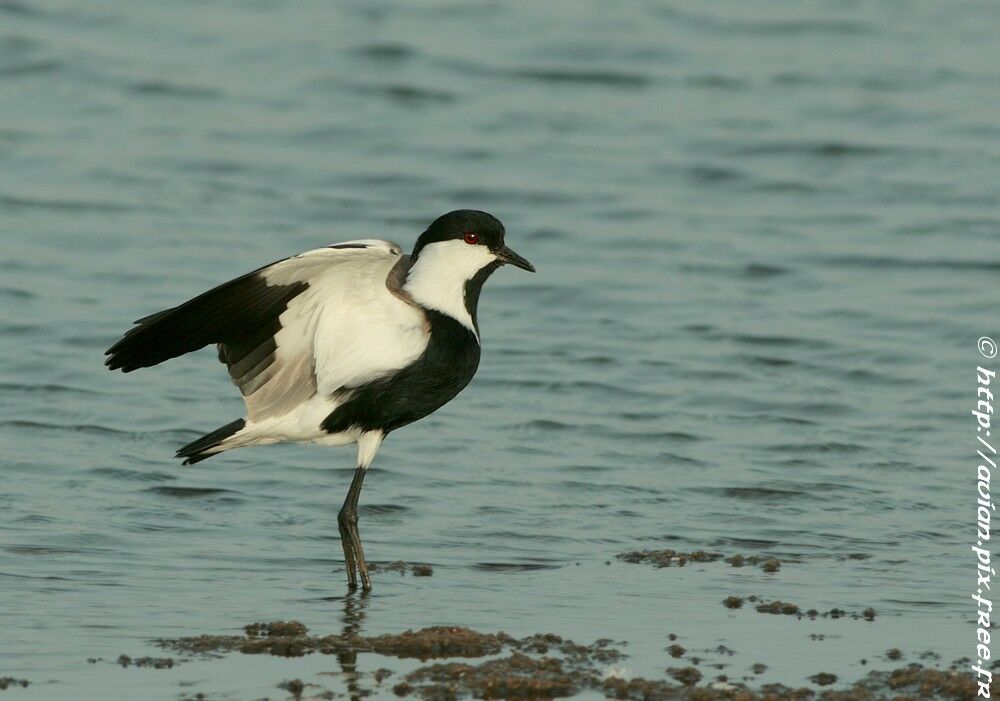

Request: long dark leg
left=338, top=494, right=358, bottom=590
left=338, top=466, right=370, bottom=590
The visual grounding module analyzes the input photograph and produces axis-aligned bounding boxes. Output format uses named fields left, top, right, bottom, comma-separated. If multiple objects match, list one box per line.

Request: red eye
left=463, top=231, right=479, bottom=245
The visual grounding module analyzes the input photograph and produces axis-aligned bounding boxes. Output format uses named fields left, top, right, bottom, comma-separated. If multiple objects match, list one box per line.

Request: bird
left=104, top=210, right=534, bottom=590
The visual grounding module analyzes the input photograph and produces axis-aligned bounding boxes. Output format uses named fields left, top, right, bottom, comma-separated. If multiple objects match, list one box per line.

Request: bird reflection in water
left=331, top=592, right=372, bottom=701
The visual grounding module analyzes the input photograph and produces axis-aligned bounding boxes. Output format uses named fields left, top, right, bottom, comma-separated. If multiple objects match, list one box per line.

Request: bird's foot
left=339, top=509, right=372, bottom=591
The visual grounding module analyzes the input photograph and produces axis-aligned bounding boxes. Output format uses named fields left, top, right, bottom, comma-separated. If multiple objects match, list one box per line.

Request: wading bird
left=105, top=210, right=534, bottom=590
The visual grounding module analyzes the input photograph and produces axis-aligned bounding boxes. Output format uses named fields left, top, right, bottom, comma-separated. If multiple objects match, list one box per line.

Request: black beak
left=496, top=245, right=535, bottom=272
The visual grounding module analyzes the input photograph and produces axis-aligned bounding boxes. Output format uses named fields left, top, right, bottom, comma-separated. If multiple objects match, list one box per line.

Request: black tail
left=176, top=419, right=245, bottom=465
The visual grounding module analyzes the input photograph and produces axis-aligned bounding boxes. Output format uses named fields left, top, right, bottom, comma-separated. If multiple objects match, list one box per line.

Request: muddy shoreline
left=80, top=619, right=984, bottom=700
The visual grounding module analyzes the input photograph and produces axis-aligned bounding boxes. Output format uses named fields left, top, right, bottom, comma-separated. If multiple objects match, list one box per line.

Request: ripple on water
left=0, top=420, right=129, bottom=435
left=730, top=140, right=896, bottom=158
left=608, top=430, right=700, bottom=443
left=0, top=59, right=61, bottom=76
left=515, top=419, right=573, bottom=431
left=354, top=83, right=457, bottom=105
left=729, top=333, right=832, bottom=350
left=472, top=562, right=561, bottom=572
left=0, top=286, right=37, bottom=299
left=0, top=194, right=140, bottom=213
left=0, top=1, right=39, bottom=17
left=440, top=187, right=594, bottom=207
left=0, top=382, right=103, bottom=396
left=360, top=503, right=411, bottom=516
left=763, top=442, right=868, bottom=455
left=126, top=80, right=222, bottom=99
left=88, top=467, right=175, bottom=483
left=809, top=254, right=1000, bottom=273
left=656, top=452, right=707, bottom=467
left=690, top=486, right=809, bottom=501
left=558, top=481, right=661, bottom=496
left=684, top=74, right=746, bottom=90
left=506, top=67, right=651, bottom=88
left=744, top=355, right=797, bottom=368
left=4, top=544, right=113, bottom=556
left=681, top=163, right=746, bottom=183
left=350, top=43, right=417, bottom=61
left=554, top=464, right=611, bottom=474
left=144, top=486, right=241, bottom=499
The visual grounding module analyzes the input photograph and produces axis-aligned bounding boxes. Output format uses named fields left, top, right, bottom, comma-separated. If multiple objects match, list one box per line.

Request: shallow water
left=1, top=0, right=997, bottom=698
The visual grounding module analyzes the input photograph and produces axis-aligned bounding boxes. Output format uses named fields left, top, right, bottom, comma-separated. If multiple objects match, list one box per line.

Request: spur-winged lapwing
left=105, top=210, right=534, bottom=590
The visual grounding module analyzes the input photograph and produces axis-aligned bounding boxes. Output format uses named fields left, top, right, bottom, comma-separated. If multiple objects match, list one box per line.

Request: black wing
left=104, top=266, right=308, bottom=374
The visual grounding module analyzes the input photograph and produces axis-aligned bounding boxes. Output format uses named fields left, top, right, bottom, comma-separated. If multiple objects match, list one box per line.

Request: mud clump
left=617, top=549, right=723, bottom=567
left=723, top=596, right=875, bottom=620
left=809, top=672, right=836, bottom=686
left=371, top=560, right=409, bottom=574
left=364, top=627, right=512, bottom=660
left=884, top=664, right=982, bottom=698
left=0, top=678, right=29, bottom=690
left=117, top=655, right=175, bottom=669
left=513, top=633, right=624, bottom=665
left=756, top=684, right=815, bottom=700
left=602, top=676, right=812, bottom=700
left=618, top=550, right=786, bottom=572
left=132, top=657, right=175, bottom=669
left=666, top=643, right=686, bottom=659
left=603, top=676, right=677, bottom=700
left=246, top=620, right=309, bottom=638
left=277, top=678, right=304, bottom=699
left=369, top=561, right=434, bottom=577
left=240, top=633, right=346, bottom=658
left=668, top=666, right=702, bottom=686
left=725, top=554, right=782, bottom=572
left=157, top=633, right=248, bottom=656
left=237, top=621, right=324, bottom=656
left=158, top=620, right=348, bottom=658
left=399, top=652, right=580, bottom=699
left=755, top=600, right=800, bottom=615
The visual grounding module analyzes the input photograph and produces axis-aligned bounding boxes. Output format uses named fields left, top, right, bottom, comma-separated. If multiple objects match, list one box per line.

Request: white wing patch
left=239, top=239, right=428, bottom=432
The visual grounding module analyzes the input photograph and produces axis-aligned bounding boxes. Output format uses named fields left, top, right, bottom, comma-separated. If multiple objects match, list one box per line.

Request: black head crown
left=412, top=210, right=506, bottom=259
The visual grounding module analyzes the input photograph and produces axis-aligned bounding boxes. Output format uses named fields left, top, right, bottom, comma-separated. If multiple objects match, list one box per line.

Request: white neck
left=403, top=239, right=497, bottom=339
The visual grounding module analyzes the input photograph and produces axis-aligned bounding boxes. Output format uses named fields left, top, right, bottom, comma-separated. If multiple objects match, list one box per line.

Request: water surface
left=1, top=1, right=997, bottom=698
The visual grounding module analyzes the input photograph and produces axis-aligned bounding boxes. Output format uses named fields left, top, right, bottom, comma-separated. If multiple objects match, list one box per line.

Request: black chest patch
left=320, top=311, right=481, bottom=435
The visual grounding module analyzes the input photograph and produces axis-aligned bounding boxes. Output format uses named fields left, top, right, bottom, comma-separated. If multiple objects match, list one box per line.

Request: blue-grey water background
left=1, top=0, right=998, bottom=698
